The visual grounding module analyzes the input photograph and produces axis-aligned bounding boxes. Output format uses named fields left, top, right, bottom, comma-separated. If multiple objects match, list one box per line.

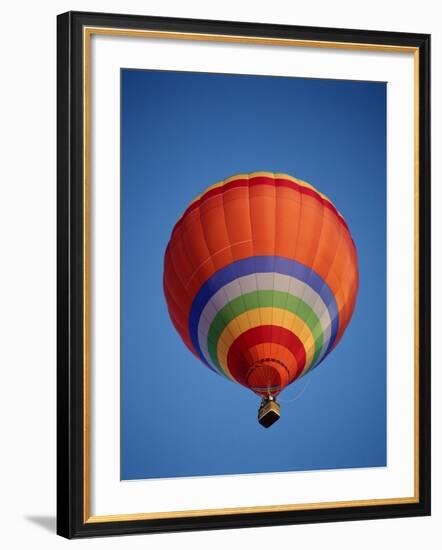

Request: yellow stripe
left=273, top=172, right=330, bottom=201
left=216, top=307, right=315, bottom=379
left=180, top=172, right=343, bottom=224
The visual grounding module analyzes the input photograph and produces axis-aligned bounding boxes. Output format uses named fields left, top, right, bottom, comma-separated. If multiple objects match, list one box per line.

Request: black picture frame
left=57, top=10, right=431, bottom=539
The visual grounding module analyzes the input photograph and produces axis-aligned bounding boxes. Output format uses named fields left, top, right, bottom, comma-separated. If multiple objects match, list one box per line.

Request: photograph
left=0, top=1, right=436, bottom=548
left=121, top=69, right=386, bottom=480
left=55, top=9, right=430, bottom=539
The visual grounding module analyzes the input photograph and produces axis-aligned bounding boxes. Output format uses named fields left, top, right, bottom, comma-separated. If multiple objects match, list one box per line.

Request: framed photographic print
left=57, top=11, right=431, bottom=538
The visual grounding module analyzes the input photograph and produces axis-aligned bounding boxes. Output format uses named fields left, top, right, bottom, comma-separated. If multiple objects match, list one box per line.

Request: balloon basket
left=258, top=398, right=280, bottom=428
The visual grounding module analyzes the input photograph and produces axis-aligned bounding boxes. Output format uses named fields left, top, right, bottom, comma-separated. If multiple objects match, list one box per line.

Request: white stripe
left=197, top=272, right=332, bottom=367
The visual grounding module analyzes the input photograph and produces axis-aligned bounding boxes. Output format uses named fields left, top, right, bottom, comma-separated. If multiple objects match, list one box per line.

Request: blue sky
left=121, top=69, right=386, bottom=480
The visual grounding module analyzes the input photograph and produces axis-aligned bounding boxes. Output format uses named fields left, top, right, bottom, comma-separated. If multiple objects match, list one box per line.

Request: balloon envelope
left=163, top=172, right=358, bottom=398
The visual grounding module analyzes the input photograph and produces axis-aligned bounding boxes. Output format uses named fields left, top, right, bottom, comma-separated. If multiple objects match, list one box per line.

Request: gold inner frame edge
left=82, top=26, right=420, bottom=524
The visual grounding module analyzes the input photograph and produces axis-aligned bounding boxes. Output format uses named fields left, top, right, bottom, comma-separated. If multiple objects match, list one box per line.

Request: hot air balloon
left=163, top=172, right=359, bottom=427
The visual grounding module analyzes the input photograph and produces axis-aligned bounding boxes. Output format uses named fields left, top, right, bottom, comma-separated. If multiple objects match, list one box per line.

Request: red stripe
left=171, top=176, right=350, bottom=237
left=226, top=325, right=306, bottom=388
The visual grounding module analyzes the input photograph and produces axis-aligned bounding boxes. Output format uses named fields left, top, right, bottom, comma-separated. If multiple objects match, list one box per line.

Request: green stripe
left=207, top=290, right=324, bottom=376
